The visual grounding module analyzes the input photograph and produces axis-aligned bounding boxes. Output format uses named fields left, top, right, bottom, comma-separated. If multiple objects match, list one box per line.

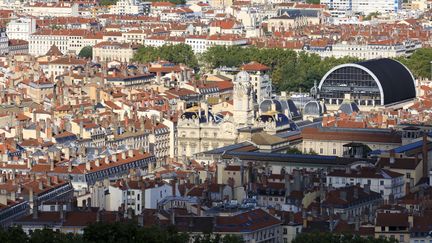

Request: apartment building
left=326, top=166, right=405, bottom=200
left=6, top=17, right=36, bottom=41
left=22, top=2, right=79, bottom=17
left=93, top=41, right=138, bottom=63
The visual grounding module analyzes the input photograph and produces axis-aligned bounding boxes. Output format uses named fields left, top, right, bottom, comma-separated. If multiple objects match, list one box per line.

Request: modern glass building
left=318, top=58, right=416, bottom=107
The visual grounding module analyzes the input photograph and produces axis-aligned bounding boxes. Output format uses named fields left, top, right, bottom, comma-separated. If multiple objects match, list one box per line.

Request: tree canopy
left=78, top=46, right=93, bottom=59
left=292, top=232, right=398, bottom=243
left=133, top=44, right=431, bottom=93
left=0, top=223, right=242, bottom=243
left=99, top=0, right=118, bottom=6
left=133, top=44, right=198, bottom=70
left=201, top=46, right=360, bottom=92
left=397, top=48, right=432, bottom=80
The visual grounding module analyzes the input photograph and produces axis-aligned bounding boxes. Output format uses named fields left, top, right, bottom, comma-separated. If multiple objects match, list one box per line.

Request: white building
left=6, top=18, right=36, bottom=41
left=92, top=41, right=138, bottom=63
left=321, top=0, right=402, bottom=14
left=185, top=35, right=208, bottom=53
left=29, top=29, right=102, bottom=56
left=304, top=40, right=422, bottom=59
left=22, top=2, right=79, bottom=17
left=110, top=0, right=144, bottom=15
left=107, top=181, right=143, bottom=215
left=326, top=166, right=405, bottom=200
left=144, top=183, right=173, bottom=209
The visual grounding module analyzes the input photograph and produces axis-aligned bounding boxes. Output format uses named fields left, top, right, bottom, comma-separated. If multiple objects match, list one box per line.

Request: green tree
left=78, top=46, right=93, bottom=59
left=99, top=0, right=118, bottom=6
left=29, top=228, right=82, bottom=243
left=305, top=0, right=320, bottom=4
left=364, top=12, right=380, bottom=20
left=201, top=46, right=360, bottom=93
left=293, top=232, right=398, bottom=243
left=133, top=44, right=198, bottom=70
left=84, top=222, right=189, bottom=243
left=0, top=226, right=28, bottom=243
left=397, top=48, right=432, bottom=79
left=286, top=147, right=303, bottom=154
left=193, top=233, right=243, bottom=243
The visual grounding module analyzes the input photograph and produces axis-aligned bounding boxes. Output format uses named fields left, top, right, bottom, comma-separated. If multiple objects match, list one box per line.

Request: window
left=406, top=173, right=411, bottom=179
left=320, top=148, right=323, bottom=153
left=399, top=235, right=404, bottom=242
left=283, top=228, right=287, bottom=234
left=380, top=180, right=384, bottom=185
left=333, top=149, right=336, bottom=155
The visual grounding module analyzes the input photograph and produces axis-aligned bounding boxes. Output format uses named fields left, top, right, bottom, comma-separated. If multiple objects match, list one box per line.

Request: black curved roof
left=356, top=58, right=416, bottom=105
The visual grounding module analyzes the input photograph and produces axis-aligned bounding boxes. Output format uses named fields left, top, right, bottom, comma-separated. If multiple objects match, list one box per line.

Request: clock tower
left=233, top=71, right=255, bottom=126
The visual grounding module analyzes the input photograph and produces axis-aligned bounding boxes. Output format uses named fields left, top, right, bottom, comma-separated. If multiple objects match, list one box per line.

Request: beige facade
left=93, top=41, right=137, bottom=63
left=301, top=128, right=402, bottom=156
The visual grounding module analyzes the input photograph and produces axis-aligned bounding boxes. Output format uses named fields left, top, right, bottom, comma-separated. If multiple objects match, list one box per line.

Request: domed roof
left=280, top=99, right=301, bottom=119
left=257, top=113, right=291, bottom=127
left=303, top=100, right=325, bottom=116
left=339, top=101, right=360, bottom=114
left=235, top=71, right=251, bottom=83
left=260, top=99, right=282, bottom=113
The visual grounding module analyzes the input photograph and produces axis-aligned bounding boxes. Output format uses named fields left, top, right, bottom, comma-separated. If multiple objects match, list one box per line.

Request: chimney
left=389, top=149, right=395, bottom=164
left=32, top=197, right=39, bottom=220
left=128, top=150, right=134, bottom=158
left=47, top=176, right=52, bottom=187
left=95, top=158, right=100, bottom=167
left=49, top=157, right=54, bottom=171
left=112, top=154, right=117, bottom=162
left=60, top=203, right=65, bottom=221
left=284, top=173, right=291, bottom=197
left=104, top=156, right=109, bottom=164
left=29, top=187, right=34, bottom=203
left=85, top=161, right=91, bottom=171
left=65, top=148, right=70, bottom=160
left=27, top=159, right=33, bottom=169
left=79, top=120, right=84, bottom=139
left=121, top=152, right=126, bottom=160
left=36, top=122, right=41, bottom=140
left=38, top=181, right=44, bottom=191
left=68, top=160, right=72, bottom=173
